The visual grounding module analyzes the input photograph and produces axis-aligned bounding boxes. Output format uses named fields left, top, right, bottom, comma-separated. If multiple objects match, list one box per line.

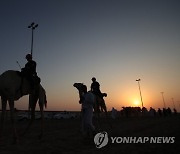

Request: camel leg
left=102, top=101, right=112, bottom=129
left=29, top=103, right=36, bottom=129
left=22, top=100, right=36, bottom=136
left=0, top=97, right=7, bottom=137
left=39, top=103, right=44, bottom=139
left=8, top=99, right=18, bottom=143
left=94, top=97, right=101, bottom=131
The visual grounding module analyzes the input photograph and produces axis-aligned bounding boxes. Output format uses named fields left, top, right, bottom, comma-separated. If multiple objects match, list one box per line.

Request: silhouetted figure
left=149, top=107, right=156, bottom=117
left=21, top=54, right=39, bottom=88
left=134, top=107, right=141, bottom=116
left=167, top=107, right=172, bottom=115
left=111, top=107, right=118, bottom=119
left=121, top=107, right=141, bottom=117
left=90, top=77, right=108, bottom=114
left=173, top=108, right=177, bottom=115
left=91, top=77, right=103, bottom=99
left=122, top=107, right=131, bottom=117
left=163, top=108, right=167, bottom=116
left=142, top=107, right=148, bottom=116
left=81, top=85, right=95, bottom=138
left=158, top=108, right=162, bottom=116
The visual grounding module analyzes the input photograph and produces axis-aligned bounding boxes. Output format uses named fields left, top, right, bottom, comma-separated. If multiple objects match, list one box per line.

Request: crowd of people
left=111, top=106, right=178, bottom=119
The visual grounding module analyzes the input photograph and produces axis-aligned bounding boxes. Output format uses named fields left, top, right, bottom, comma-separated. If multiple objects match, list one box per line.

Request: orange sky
left=1, top=1, right=180, bottom=112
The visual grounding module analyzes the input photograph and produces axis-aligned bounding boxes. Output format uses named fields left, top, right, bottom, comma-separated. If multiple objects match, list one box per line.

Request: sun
left=133, top=100, right=140, bottom=107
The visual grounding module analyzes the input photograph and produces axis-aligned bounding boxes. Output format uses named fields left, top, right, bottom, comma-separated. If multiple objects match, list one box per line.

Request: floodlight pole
left=161, top=92, right=166, bottom=108
left=172, top=98, right=176, bottom=109
left=28, top=22, right=38, bottom=58
left=136, top=79, right=144, bottom=108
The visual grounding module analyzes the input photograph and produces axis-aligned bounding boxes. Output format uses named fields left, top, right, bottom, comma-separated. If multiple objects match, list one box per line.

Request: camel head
left=73, top=83, right=87, bottom=104
left=73, top=83, right=84, bottom=91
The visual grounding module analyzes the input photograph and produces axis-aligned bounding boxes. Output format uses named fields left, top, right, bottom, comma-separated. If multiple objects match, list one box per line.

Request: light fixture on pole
left=172, top=98, right=176, bottom=109
left=161, top=92, right=166, bottom=108
left=136, top=79, right=144, bottom=108
left=28, top=22, right=38, bottom=58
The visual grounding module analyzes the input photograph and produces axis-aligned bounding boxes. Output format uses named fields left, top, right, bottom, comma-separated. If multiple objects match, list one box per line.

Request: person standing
left=81, top=85, right=95, bottom=138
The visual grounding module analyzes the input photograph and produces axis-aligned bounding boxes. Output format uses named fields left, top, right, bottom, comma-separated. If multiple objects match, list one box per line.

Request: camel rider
left=91, top=77, right=103, bottom=99
left=21, top=54, right=37, bottom=88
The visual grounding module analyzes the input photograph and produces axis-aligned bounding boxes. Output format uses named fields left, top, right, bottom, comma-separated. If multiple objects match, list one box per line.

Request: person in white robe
left=81, top=85, right=95, bottom=137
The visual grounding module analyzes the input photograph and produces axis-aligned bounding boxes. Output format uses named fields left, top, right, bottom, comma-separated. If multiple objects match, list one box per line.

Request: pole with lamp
left=171, top=98, right=176, bottom=109
left=161, top=92, right=166, bottom=108
left=136, top=79, right=144, bottom=108
left=28, top=22, right=38, bottom=58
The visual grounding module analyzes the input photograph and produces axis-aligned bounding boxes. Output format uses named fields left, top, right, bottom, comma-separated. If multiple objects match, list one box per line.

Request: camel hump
left=1, top=70, right=19, bottom=75
left=0, top=70, right=19, bottom=78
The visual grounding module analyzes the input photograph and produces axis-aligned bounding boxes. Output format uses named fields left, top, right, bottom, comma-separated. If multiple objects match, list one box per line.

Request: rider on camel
left=21, top=53, right=37, bottom=88
left=91, top=77, right=103, bottom=99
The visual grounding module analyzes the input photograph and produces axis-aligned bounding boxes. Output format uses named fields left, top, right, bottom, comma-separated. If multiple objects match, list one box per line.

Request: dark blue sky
left=0, top=0, right=180, bottom=111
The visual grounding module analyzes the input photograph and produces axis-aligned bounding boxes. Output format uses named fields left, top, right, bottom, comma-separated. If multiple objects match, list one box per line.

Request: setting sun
left=133, top=100, right=141, bottom=107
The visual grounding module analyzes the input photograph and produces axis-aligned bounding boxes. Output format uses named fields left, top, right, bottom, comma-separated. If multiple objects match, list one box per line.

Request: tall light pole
left=161, top=92, right=166, bottom=108
left=28, top=22, right=38, bottom=58
left=172, top=98, right=176, bottom=109
left=136, top=79, right=144, bottom=108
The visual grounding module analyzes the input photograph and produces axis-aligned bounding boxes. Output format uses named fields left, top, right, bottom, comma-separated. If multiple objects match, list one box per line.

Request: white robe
left=81, top=91, right=95, bottom=135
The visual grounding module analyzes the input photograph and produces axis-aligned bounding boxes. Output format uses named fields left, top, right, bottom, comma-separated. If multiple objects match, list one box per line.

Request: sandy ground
left=0, top=115, right=179, bottom=154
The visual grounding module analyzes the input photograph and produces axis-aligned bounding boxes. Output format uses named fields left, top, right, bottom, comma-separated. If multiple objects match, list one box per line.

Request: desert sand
left=0, top=114, right=179, bottom=154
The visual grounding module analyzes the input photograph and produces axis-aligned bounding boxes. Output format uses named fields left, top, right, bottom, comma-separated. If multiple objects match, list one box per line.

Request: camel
left=0, top=70, right=47, bottom=143
left=73, top=83, right=112, bottom=130
left=73, top=83, right=107, bottom=113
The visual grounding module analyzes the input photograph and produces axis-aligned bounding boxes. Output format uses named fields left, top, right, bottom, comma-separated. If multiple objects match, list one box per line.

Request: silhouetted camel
left=0, top=70, right=47, bottom=143
left=73, top=83, right=107, bottom=113
left=73, top=83, right=112, bottom=130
